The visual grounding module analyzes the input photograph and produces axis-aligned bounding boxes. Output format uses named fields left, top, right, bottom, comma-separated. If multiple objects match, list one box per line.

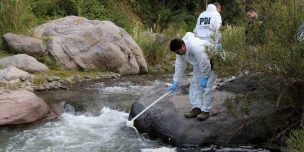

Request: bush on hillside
left=213, top=25, right=247, bottom=77
left=127, top=0, right=201, bottom=32
left=0, top=0, right=36, bottom=48
left=217, top=0, right=304, bottom=80
left=287, top=128, right=304, bottom=151
left=31, top=0, right=134, bottom=32
left=32, top=0, right=67, bottom=18
left=132, top=26, right=172, bottom=66
left=218, top=0, right=246, bottom=25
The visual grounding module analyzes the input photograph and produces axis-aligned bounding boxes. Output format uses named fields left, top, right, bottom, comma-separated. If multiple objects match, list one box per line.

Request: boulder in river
left=0, top=90, right=56, bottom=126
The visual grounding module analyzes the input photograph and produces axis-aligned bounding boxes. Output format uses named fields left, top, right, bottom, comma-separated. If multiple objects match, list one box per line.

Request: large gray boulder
left=0, top=90, right=56, bottom=126
left=2, top=33, right=46, bottom=57
left=0, top=54, right=49, bottom=73
left=0, top=66, right=32, bottom=83
left=32, top=16, right=148, bottom=74
left=129, top=76, right=301, bottom=146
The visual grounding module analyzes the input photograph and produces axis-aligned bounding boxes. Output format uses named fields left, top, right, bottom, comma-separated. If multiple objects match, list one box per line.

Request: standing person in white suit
left=167, top=32, right=215, bottom=121
left=194, top=3, right=222, bottom=48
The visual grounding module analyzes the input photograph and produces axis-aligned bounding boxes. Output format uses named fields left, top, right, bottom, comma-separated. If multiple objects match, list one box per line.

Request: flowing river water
left=0, top=74, right=271, bottom=152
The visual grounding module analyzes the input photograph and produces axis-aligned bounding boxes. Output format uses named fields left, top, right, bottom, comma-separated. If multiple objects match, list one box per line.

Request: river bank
left=0, top=70, right=121, bottom=92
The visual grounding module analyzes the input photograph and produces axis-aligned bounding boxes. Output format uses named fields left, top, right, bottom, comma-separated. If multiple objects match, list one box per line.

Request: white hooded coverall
left=173, top=32, right=216, bottom=112
left=194, top=4, right=222, bottom=44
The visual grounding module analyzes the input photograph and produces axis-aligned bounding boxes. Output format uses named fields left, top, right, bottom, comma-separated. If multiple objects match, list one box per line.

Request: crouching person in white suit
left=167, top=32, right=216, bottom=121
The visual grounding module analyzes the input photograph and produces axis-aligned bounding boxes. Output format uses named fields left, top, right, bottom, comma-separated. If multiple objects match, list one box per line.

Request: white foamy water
left=1, top=107, right=166, bottom=152
left=104, top=86, right=128, bottom=93
left=141, top=147, right=176, bottom=152
left=102, top=86, right=154, bottom=94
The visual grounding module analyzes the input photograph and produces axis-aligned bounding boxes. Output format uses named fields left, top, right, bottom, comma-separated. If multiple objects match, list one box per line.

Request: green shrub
left=38, top=0, right=133, bottom=32
left=32, top=75, right=47, bottom=85
left=286, top=129, right=304, bottom=151
left=75, top=0, right=107, bottom=20
left=31, top=0, right=64, bottom=17
left=0, top=0, right=36, bottom=32
left=254, top=1, right=304, bottom=79
left=213, top=25, right=248, bottom=77
left=132, top=25, right=172, bottom=66
left=57, top=0, right=78, bottom=15
left=0, top=0, right=37, bottom=48
left=219, top=0, right=246, bottom=26
left=103, top=1, right=133, bottom=32
left=215, top=0, right=304, bottom=80
left=127, top=0, right=200, bottom=32
left=0, top=50, right=14, bottom=59
left=36, top=55, right=60, bottom=70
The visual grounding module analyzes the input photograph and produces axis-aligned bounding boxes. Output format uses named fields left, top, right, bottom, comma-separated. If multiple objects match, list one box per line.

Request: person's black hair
left=213, top=2, right=221, bottom=8
left=170, top=38, right=184, bottom=52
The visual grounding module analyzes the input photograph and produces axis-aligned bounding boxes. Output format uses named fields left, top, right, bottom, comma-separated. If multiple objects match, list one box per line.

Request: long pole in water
left=126, top=91, right=171, bottom=128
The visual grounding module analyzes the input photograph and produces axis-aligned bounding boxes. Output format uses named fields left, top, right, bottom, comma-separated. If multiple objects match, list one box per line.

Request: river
left=0, top=74, right=270, bottom=152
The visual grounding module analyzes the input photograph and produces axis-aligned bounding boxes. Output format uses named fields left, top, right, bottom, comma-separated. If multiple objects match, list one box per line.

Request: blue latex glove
left=216, top=43, right=223, bottom=50
left=167, top=81, right=178, bottom=92
left=200, top=77, right=208, bottom=88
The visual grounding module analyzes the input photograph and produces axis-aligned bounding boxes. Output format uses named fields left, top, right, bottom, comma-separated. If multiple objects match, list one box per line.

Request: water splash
left=2, top=107, right=161, bottom=152
left=63, top=102, right=76, bottom=114
left=141, top=147, right=176, bottom=152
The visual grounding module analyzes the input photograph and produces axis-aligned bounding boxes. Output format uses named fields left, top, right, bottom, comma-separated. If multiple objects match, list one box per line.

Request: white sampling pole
left=126, top=91, right=171, bottom=127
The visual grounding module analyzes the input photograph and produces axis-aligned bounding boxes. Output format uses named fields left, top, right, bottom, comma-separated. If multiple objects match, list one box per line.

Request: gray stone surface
left=32, top=16, right=148, bottom=74
left=0, top=54, right=49, bottom=73
left=0, top=90, right=56, bottom=126
left=3, top=33, right=46, bottom=57
left=0, top=66, right=32, bottom=83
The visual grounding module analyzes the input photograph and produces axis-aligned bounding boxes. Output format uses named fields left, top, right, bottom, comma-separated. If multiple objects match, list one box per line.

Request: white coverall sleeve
left=211, top=13, right=222, bottom=43
left=193, top=26, right=197, bottom=35
left=173, top=55, right=186, bottom=82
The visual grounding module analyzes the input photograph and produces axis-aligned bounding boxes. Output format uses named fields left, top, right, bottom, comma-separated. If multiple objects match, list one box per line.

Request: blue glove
left=200, top=77, right=208, bottom=88
left=216, top=43, right=223, bottom=50
left=167, top=81, right=178, bottom=92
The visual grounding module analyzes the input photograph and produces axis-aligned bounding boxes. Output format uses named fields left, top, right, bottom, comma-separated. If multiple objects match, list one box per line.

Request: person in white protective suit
left=167, top=32, right=216, bottom=121
left=193, top=3, right=222, bottom=48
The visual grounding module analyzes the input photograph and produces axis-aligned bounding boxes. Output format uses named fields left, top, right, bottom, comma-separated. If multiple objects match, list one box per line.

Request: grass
left=213, top=25, right=248, bottom=77
left=286, top=128, right=304, bottom=151
left=32, top=69, right=119, bottom=85
left=131, top=24, right=175, bottom=71
left=0, top=50, right=14, bottom=59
